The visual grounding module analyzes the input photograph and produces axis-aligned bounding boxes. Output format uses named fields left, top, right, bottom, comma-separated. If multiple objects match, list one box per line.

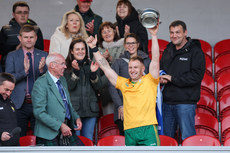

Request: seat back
left=78, top=136, right=94, bottom=146
left=215, top=54, right=230, bottom=81
left=194, top=39, right=212, bottom=59
left=148, top=39, right=169, bottom=59
left=224, top=137, right=230, bottom=146
left=214, top=39, right=230, bottom=60
left=98, top=114, right=117, bottom=133
left=217, top=72, right=230, bottom=101
left=159, top=135, right=178, bottom=146
left=201, top=73, right=215, bottom=96
left=97, top=135, right=125, bottom=146
left=204, top=54, right=213, bottom=77
left=221, top=115, right=230, bottom=143
left=195, top=113, right=219, bottom=139
left=43, top=39, right=50, bottom=53
left=98, top=127, right=120, bottom=140
left=19, top=135, right=36, bottom=146
left=182, top=135, right=220, bottom=146
left=219, top=94, right=230, bottom=121
left=196, top=93, right=217, bottom=117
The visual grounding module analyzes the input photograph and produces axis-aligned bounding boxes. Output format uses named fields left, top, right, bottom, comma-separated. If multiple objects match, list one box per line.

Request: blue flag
left=156, top=70, right=166, bottom=135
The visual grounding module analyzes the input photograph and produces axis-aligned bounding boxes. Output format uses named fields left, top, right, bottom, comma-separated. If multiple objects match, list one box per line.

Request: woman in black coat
left=115, top=0, right=149, bottom=54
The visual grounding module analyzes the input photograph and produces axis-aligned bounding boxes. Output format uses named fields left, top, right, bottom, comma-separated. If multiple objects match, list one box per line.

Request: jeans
left=16, top=103, right=35, bottom=136
left=76, top=117, right=97, bottom=141
left=163, top=103, right=196, bottom=141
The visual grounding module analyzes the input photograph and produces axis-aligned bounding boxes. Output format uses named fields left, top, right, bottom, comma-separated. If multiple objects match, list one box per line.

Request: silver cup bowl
left=139, top=8, right=160, bottom=28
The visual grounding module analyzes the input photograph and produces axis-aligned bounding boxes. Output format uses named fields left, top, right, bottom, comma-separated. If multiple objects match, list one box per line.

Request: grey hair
left=46, top=52, right=61, bottom=67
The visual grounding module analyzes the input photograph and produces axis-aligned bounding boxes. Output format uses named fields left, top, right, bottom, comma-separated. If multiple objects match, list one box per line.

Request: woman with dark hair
left=97, top=22, right=125, bottom=115
left=64, top=38, right=104, bottom=141
left=98, top=21, right=125, bottom=65
left=115, top=0, right=148, bottom=54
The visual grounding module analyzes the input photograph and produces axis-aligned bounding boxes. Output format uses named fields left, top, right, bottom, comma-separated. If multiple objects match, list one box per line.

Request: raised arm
left=148, top=25, right=160, bottom=79
left=87, top=35, right=118, bottom=87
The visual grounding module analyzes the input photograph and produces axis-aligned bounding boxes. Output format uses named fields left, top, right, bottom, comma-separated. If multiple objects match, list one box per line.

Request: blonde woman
left=49, top=10, right=88, bottom=58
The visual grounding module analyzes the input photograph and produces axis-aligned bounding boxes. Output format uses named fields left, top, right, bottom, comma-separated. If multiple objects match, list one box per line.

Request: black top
left=0, top=94, right=19, bottom=146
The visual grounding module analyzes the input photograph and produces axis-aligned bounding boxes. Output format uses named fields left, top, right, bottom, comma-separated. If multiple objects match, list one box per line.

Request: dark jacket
left=0, top=95, right=19, bottom=146
left=109, top=50, right=151, bottom=121
left=0, top=18, right=44, bottom=70
left=116, top=7, right=148, bottom=54
left=74, top=5, right=102, bottom=36
left=160, top=37, right=206, bottom=104
left=64, top=61, right=104, bottom=118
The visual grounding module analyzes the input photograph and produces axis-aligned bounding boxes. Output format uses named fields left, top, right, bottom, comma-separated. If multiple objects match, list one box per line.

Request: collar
left=23, top=49, right=34, bottom=56
left=74, top=5, right=94, bottom=17
left=48, top=71, right=59, bottom=84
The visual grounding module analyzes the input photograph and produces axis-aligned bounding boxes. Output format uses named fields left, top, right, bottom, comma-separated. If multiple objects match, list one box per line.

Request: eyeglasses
left=15, top=11, right=29, bottom=15
left=53, top=62, right=66, bottom=66
left=125, top=42, right=137, bottom=46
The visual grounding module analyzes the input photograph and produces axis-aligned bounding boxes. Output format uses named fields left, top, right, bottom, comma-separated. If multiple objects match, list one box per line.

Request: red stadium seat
left=204, top=54, right=213, bottom=77
left=195, top=113, right=219, bottom=139
left=200, top=73, right=215, bottom=96
left=221, top=115, right=230, bottom=143
left=224, top=137, right=230, bottom=146
left=43, top=39, right=50, bottom=53
left=182, top=135, right=220, bottom=146
left=219, top=94, right=230, bottom=121
left=78, top=136, right=94, bottom=146
left=19, top=135, right=36, bottom=146
left=148, top=39, right=169, bottom=59
left=98, top=127, right=120, bottom=140
left=194, top=39, right=212, bottom=59
left=97, top=113, right=120, bottom=140
left=98, top=114, right=117, bottom=133
left=214, top=39, right=230, bottom=61
left=217, top=72, right=230, bottom=101
left=214, top=54, right=230, bottom=81
left=97, top=135, right=125, bottom=146
left=159, top=135, right=178, bottom=146
left=196, top=93, right=217, bottom=117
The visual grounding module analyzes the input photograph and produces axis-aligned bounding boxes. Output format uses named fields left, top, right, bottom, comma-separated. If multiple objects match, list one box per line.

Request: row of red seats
left=21, top=134, right=230, bottom=146
left=19, top=135, right=178, bottom=146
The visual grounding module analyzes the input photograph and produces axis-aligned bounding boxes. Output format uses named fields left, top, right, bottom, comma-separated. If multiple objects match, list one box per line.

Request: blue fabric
left=76, top=117, right=97, bottom=141
left=56, top=80, right=71, bottom=120
left=156, top=70, right=166, bottom=135
left=26, top=52, right=34, bottom=94
left=162, top=103, right=196, bottom=140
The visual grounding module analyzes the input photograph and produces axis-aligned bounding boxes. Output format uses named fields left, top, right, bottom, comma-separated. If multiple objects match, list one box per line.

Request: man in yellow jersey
left=87, top=25, right=160, bottom=146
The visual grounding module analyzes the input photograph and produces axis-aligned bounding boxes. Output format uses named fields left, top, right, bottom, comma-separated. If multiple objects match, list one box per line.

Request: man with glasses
left=5, top=24, right=47, bottom=137
left=0, top=1, right=44, bottom=71
left=32, top=52, right=83, bottom=146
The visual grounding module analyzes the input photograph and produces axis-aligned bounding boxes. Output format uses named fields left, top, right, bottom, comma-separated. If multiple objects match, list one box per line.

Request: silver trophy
left=138, top=8, right=160, bottom=28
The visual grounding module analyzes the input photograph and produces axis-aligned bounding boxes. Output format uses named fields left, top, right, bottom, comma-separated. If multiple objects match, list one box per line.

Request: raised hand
left=24, top=55, right=30, bottom=74
left=148, top=24, right=159, bottom=36
left=124, top=24, right=130, bottom=36
left=71, top=60, right=80, bottom=70
left=86, top=35, right=98, bottom=48
left=90, top=61, right=99, bottom=72
left=39, top=57, right=46, bottom=73
left=86, top=19, right=95, bottom=34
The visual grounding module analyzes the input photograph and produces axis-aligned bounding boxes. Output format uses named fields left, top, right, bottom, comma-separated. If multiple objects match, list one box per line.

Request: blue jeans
left=76, top=117, right=97, bottom=141
left=163, top=103, right=196, bottom=141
